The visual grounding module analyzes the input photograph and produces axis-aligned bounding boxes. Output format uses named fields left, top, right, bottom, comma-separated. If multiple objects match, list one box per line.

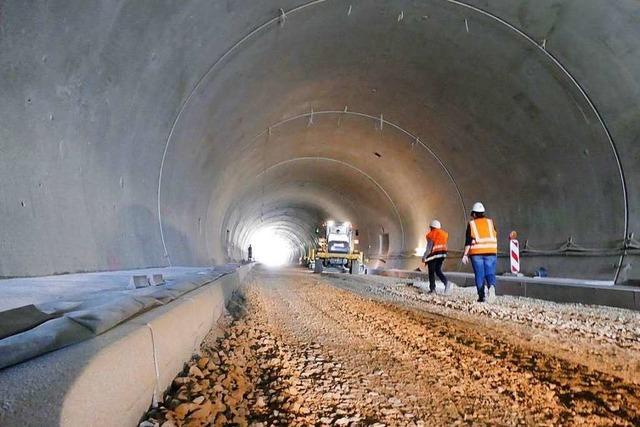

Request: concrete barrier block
left=523, top=283, right=637, bottom=310
left=130, top=275, right=150, bottom=289
left=0, top=322, right=154, bottom=427
left=137, top=302, right=208, bottom=389
left=59, top=326, right=156, bottom=427
left=129, top=276, right=237, bottom=391
left=496, top=280, right=525, bottom=297
left=209, top=282, right=226, bottom=322
left=149, top=274, right=164, bottom=286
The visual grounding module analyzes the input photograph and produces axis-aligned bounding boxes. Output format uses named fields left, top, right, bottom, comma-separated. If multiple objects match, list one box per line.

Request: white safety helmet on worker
left=430, top=220, right=441, bottom=229
left=471, top=202, right=485, bottom=213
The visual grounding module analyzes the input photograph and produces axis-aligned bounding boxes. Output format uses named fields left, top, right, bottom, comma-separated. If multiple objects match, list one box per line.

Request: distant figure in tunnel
left=462, top=202, right=498, bottom=302
left=247, top=244, right=253, bottom=262
left=422, top=220, right=450, bottom=294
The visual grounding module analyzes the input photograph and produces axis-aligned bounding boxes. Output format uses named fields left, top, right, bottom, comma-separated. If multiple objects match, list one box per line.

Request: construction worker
left=462, top=202, right=497, bottom=302
left=247, top=244, right=253, bottom=262
left=422, top=220, right=450, bottom=294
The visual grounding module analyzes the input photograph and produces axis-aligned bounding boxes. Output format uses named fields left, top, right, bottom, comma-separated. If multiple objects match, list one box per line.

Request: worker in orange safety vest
left=421, top=220, right=450, bottom=294
left=462, top=202, right=498, bottom=302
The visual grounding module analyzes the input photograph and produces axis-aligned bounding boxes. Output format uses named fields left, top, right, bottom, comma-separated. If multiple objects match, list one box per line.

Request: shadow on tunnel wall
left=111, top=204, right=207, bottom=272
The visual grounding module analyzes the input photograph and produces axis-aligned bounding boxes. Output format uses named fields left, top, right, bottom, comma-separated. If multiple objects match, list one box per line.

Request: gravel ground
left=323, top=272, right=640, bottom=384
left=140, top=267, right=640, bottom=426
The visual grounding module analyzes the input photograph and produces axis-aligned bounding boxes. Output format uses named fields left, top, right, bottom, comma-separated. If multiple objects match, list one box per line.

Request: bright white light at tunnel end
left=250, top=227, right=295, bottom=267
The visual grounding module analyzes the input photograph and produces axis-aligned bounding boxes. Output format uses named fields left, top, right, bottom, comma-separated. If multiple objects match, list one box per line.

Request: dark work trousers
left=427, top=258, right=447, bottom=291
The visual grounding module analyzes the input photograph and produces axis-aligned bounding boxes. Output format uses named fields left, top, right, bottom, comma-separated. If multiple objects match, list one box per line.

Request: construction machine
left=307, top=220, right=364, bottom=274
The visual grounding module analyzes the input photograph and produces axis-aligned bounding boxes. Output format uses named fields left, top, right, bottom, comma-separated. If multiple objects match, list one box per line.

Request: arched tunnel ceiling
left=0, top=0, right=638, bottom=282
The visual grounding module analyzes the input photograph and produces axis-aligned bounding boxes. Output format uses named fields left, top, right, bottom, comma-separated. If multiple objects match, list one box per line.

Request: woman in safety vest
left=422, top=220, right=450, bottom=294
left=462, top=202, right=498, bottom=302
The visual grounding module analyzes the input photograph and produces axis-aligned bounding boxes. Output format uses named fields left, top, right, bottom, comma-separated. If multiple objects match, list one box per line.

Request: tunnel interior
left=1, top=0, right=639, bottom=282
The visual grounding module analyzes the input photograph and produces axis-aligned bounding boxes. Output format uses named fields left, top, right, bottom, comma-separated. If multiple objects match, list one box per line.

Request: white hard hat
left=430, top=220, right=441, bottom=229
left=471, top=202, right=485, bottom=213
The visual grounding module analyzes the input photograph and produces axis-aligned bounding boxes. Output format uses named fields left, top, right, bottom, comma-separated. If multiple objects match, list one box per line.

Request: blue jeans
left=470, top=255, right=497, bottom=299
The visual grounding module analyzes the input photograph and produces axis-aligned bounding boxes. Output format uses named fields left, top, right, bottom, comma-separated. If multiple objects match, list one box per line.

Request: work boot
left=477, top=296, right=485, bottom=303
left=414, top=268, right=422, bottom=272
left=427, top=289, right=436, bottom=294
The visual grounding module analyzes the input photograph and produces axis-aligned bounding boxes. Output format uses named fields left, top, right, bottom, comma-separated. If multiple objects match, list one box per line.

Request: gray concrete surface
left=369, top=268, right=640, bottom=311
left=0, top=1, right=639, bottom=285
left=0, top=266, right=222, bottom=311
left=0, top=264, right=253, bottom=427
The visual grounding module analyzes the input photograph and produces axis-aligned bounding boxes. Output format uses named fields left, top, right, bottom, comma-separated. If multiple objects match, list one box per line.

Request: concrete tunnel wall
left=0, top=0, right=639, bottom=282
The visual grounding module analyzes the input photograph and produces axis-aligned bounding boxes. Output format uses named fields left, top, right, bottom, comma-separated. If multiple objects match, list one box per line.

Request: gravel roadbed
left=140, top=268, right=640, bottom=426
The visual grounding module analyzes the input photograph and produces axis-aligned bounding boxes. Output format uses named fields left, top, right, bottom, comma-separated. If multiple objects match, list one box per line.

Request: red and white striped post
left=509, top=230, right=520, bottom=275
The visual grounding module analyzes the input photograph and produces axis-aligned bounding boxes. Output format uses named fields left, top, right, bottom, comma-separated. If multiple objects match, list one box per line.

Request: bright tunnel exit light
left=251, top=227, right=295, bottom=267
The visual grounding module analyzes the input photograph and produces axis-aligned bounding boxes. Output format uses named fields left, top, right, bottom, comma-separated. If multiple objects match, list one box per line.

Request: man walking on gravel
left=462, top=202, right=498, bottom=302
left=422, top=220, right=450, bottom=294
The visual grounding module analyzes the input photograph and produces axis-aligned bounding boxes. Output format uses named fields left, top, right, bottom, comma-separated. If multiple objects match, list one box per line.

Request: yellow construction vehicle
left=309, top=220, right=363, bottom=274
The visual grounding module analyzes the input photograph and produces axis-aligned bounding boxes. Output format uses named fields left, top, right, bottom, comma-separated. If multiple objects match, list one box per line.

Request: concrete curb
left=368, top=269, right=640, bottom=311
left=0, top=264, right=254, bottom=427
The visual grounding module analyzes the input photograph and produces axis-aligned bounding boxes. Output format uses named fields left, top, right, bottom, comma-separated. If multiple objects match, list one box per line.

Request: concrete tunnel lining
left=0, top=0, right=639, bottom=282
left=223, top=158, right=409, bottom=263
left=156, top=0, right=627, bottom=279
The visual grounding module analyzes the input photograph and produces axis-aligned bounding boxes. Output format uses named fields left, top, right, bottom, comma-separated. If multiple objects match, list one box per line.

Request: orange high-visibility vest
left=468, top=218, right=497, bottom=255
left=425, top=228, right=448, bottom=261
